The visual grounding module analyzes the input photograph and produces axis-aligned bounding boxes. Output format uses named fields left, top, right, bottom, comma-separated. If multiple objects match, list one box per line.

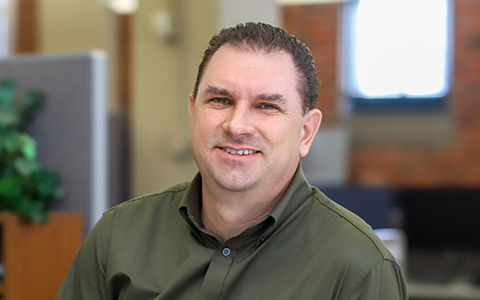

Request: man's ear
left=188, top=93, right=195, bottom=121
left=299, top=109, right=322, bottom=158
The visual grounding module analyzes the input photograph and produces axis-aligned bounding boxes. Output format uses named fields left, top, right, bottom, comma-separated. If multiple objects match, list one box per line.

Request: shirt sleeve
left=56, top=211, right=113, bottom=300
left=347, top=259, right=408, bottom=300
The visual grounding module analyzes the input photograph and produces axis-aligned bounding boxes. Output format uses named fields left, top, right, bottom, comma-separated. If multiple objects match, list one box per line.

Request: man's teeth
left=223, top=147, right=258, bottom=155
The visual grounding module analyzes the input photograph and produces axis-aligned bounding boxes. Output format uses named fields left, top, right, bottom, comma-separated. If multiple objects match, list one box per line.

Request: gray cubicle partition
left=0, top=51, right=109, bottom=234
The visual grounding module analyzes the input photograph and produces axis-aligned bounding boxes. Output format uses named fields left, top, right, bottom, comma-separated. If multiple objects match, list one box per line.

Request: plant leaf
left=13, top=197, right=45, bottom=221
left=0, top=176, right=24, bottom=202
left=0, top=90, right=13, bottom=104
left=0, top=79, right=17, bottom=90
left=19, top=133, right=37, bottom=159
left=13, top=157, right=39, bottom=177
left=0, top=111, right=19, bottom=127
left=0, top=79, right=62, bottom=222
left=31, top=169, right=60, bottom=198
left=2, top=133, right=18, bottom=153
left=22, top=90, right=45, bottom=110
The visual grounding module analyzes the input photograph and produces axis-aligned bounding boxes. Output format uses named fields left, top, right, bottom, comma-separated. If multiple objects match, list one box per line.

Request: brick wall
left=283, top=4, right=340, bottom=125
left=283, top=0, right=480, bottom=188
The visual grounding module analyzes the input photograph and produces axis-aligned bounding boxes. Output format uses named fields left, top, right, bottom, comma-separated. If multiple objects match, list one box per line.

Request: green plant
left=0, top=78, right=63, bottom=222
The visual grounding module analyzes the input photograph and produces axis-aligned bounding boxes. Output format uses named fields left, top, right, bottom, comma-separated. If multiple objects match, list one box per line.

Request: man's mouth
left=222, top=147, right=259, bottom=156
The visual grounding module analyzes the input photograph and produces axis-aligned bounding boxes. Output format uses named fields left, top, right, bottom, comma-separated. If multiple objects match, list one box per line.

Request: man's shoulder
left=105, top=181, right=190, bottom=216
left=308, top=187, right=397, bottom=262
left=89, top=181, right=192, bottom=240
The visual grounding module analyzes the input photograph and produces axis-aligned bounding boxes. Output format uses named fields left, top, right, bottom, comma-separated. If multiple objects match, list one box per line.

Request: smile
left=222, top=147, right=258, bottom=156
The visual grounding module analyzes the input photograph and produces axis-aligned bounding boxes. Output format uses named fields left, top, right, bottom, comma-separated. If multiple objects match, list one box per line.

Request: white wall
left=219, top=0, right=279, bottom=28
left=0, top=0, right=11, bottom=57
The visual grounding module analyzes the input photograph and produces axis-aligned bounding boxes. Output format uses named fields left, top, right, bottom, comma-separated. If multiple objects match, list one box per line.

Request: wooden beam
left=15, top=0, right=38, bottom=53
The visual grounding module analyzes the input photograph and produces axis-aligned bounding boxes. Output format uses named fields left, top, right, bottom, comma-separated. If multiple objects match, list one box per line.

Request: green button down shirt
left=57, top=167, right=407, bottom=300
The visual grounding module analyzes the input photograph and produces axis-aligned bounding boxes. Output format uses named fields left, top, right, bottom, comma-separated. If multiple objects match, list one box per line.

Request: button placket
left=196, top=245, right=236, bottom=300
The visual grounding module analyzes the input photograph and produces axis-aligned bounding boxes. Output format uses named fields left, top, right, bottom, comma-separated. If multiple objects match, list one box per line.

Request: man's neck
left=200, top=183, right=289, bottom=241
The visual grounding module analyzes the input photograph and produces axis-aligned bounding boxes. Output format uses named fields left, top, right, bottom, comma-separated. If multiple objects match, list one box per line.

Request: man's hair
left=192, top=22, right=319, bottom=114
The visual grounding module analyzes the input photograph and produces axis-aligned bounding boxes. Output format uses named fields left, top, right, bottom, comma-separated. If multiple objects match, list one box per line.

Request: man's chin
left=213, top=174, right=260, bottom=193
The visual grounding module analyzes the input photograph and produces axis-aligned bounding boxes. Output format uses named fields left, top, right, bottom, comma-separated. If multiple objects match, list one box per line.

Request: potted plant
left=0, top=78, right=63, bottom=222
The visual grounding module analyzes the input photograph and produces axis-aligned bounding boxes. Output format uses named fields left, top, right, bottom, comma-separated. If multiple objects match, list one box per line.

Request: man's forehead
left=200, top=45, right=299, bottom=87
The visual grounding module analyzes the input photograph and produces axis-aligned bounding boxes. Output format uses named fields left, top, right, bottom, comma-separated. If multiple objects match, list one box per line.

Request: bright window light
left=343, top=0, right=451, bottom=101
left=0, top=0, right=9, bottom=58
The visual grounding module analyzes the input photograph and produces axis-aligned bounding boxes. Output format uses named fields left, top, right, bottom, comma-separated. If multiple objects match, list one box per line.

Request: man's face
left=189, top=45, right=320, bottom=195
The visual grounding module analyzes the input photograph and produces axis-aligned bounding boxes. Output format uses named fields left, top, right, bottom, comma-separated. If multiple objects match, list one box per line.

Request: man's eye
left=260, top=103, right=278, bottom=110
left=212, top=97, right=229, bottom=104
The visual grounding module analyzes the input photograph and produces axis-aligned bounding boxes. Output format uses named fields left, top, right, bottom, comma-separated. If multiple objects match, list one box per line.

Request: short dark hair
left=192, top=22, right=319, bottom=114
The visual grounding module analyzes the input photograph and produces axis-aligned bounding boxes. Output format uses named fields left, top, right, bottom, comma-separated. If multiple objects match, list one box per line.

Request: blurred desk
left=0, top=211, right=83, bottom=300
left=409, top=281, right=480, bottom=300
left=408, top=250, right=480, bottom=300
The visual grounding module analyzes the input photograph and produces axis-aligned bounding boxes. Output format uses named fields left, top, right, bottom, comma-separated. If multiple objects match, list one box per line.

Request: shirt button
left=222, top=247, right=231, bottom=257
left=259, top=236, right=266, bottom=243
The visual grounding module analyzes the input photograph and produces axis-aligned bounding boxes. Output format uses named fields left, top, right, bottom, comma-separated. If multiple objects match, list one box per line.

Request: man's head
left=192, top=22, right=319, bottom=115
left=188, top=23, right=322, bottom=199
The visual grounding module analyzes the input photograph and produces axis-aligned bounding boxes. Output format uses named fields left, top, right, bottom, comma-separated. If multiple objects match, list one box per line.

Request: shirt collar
left=261, top=163, right=313, bottom=238
left=178, top=163, right=313, bottom=245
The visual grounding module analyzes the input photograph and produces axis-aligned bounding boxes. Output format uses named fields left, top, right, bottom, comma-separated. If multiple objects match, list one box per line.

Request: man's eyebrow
left=256, top=93, right=287, bottom=103
left=205, top=86, right=286, bottom=103
left=205, top=86, right=232, bottom=97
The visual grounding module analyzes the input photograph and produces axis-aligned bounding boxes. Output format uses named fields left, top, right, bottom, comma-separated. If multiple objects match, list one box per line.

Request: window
left=342, top=0, right=453, bottom=112
left=0, top=0, right=9, bottom=58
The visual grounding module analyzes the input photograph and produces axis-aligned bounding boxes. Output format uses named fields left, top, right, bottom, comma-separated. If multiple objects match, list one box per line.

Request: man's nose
left=223, top=103, right=254, bottom=136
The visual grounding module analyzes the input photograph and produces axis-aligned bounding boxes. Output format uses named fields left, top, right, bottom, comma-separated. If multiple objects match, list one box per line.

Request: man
left=58, top=22, right=407, bottom=299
